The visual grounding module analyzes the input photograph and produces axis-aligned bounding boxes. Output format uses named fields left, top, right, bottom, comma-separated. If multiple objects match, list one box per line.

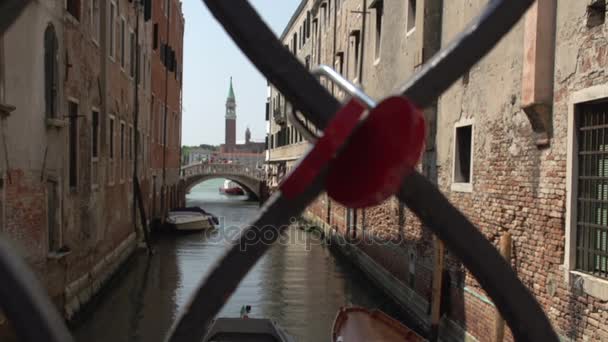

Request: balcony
left=273, top=109, right=286, bottom=126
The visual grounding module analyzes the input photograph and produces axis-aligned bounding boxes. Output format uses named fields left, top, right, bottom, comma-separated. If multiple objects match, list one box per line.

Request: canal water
left=73, top=178, right=405, bottom=341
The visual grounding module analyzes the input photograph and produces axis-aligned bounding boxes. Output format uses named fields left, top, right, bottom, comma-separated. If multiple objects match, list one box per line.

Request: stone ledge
left=0, top=103, right=15, bottom=117
left=63, top=233, right=137, bottom=319
left=46, top=118, right=67, bottom=128
left=571, top=271, right=608, bottom=301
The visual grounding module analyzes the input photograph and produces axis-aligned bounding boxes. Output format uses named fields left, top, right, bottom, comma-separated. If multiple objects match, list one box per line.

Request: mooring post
left=430, top=236, right=445, bottom=341
left=495, top=232, right=512, bottom=341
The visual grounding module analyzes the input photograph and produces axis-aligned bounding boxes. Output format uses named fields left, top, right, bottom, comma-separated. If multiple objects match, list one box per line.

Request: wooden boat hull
left=332, top=307, right=425, bottom=342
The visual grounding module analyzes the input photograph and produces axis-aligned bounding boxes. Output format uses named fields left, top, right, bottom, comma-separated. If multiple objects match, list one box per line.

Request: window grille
left=576, top=103, right=608, bottom=278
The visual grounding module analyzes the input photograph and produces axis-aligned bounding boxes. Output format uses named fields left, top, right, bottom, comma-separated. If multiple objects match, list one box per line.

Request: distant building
left=187, top=147, right=214, bottom=164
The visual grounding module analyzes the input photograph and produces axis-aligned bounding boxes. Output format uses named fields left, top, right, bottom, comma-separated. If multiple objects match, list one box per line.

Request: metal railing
left=181, top=162, right=265, bottom=180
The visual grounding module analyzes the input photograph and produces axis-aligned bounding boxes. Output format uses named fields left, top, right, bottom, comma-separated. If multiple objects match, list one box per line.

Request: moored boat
left=332, top=306, right=425, bottom=342
left=203, top=317, right=295, bottom=342
left=219, top=179, right=245, bottom=196
left=166, top=211, right=214, bottom=231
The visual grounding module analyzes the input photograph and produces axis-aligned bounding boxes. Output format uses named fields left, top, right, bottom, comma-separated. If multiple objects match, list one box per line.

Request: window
left=108, top=115, right=115, bottom=185
left=371, top=0, right=383, bottom=60
left=67, top=0, right=81, bottom=20
left=68, top=101, right=79, bottom=189
left=576, top=103, right=608, bottom=278
left=109, top=2, right=116, bottom=59
left=453, top=123, right=473, bottom=187
left=335, top=52, right=344, bottom=75
left=109, top=116, right=115, bottom=160
left=164, top=0, right=170, bottom=17
left=153, top=23, right=158, bottom=50
left=92, top=110, right=99, bottom=159
left=407, top=0, right=416, bottom=33
left=47, top=180, right=60, bottom=252
left=129, top=125, right=133, bottom=160
left=90, top=0, right=100, bottom=42
left=44, top=24, right=58, bottom=119
left=587, top=0, right=606, bottom=28
left=120, top=18, right=126, bottom=69
left=130, top=30, right=136, bottom=78
left=306, top=12, right=311, bottom=39
left=121, top=121, right=125, bottom=160
left=120, top=121, right=125, bottom=181
left=349, top=30, right=361, bottom=80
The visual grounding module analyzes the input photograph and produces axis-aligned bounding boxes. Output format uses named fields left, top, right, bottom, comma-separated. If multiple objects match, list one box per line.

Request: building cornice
left=280, top=0, right=311, bottom=40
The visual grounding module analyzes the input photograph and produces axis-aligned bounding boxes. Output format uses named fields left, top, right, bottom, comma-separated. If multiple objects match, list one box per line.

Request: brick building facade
left=266, top=0, right=608, bottom=340
left=0, top=0, right=183, bottom=329
left=150, top=0, right=184, bottom=220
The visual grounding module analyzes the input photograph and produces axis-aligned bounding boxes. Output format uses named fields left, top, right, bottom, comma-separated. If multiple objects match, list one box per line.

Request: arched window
left=44, top=24, right=58, bottom=118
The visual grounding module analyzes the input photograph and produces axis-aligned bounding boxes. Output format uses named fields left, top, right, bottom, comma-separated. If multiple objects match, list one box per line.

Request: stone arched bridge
left=181, top=163, right=266, bottom=200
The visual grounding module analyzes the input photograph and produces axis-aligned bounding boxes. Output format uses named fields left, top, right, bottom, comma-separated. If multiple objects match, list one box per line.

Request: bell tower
left=225, top=77, right=237, bottom=150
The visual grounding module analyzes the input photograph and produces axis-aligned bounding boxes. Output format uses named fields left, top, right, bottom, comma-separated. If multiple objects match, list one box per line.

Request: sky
left=181, top=0, right=300, bottom=146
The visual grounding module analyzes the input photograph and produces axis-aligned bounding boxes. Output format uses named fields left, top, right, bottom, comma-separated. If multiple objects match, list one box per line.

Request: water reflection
left=73, top=179, right=404, bottom=341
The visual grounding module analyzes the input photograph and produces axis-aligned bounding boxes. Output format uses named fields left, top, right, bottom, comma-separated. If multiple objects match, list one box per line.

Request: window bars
left=577, top=103, right=608, bottom=278
left=0, top=1, right=560, bottom=342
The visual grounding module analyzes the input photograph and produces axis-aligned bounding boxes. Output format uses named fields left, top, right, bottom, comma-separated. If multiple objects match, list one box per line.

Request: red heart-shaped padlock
left=326, top=96, right=425, bottom=208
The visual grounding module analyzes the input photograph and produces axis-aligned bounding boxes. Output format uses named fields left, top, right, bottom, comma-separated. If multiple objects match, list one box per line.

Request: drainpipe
left=331, top=0, right=338, bottom=96
left=358, top=0, right=367, bottom=85
left=162, top=0, right=172, bottom=218
left=133, top=1, right=140, bottom=238
left=0, top=34, right=5, bottom=232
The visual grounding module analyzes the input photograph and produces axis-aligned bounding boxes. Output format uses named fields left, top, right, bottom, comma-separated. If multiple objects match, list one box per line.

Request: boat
left=166, top=210, right=215, bottom=231
left=219, top=179, right=245, bottom=196
left=171, top=206, right=219, bottom=225
left=332, top=307, right=425, bottom=342
left=203, top=317, right=295, bottom=342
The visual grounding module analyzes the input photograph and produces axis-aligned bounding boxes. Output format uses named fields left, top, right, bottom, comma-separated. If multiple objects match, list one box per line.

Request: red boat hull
left=219, top=187, right=245, bottom=195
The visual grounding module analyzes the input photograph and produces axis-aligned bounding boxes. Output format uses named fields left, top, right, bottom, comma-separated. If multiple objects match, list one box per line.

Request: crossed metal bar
left=0, top=1, right=560, bottom=341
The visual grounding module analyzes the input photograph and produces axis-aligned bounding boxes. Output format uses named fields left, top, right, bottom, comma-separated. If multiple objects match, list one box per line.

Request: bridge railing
left=181, top=162, right=265, bottom=180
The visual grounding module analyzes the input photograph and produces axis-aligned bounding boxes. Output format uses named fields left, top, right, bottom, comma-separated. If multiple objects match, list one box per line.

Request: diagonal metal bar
left=0, top=237, right=74, bottom=342
left=183, top=1, right=560, bottom=342
left=0, top=0, right=30, bottom=35
left=166, top=172, right=328, bottom=342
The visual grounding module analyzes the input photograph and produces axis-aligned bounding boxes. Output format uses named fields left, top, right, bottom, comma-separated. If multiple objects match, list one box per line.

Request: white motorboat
left=166, top=211, right=214, bottom=231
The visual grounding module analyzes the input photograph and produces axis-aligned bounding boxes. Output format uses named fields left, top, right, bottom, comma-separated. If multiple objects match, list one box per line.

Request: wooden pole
left=495, top=232, right=512, bottom=342
left=430, top=236, right=445, bottom=342
left=135, top=178, right=153, bottom=255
